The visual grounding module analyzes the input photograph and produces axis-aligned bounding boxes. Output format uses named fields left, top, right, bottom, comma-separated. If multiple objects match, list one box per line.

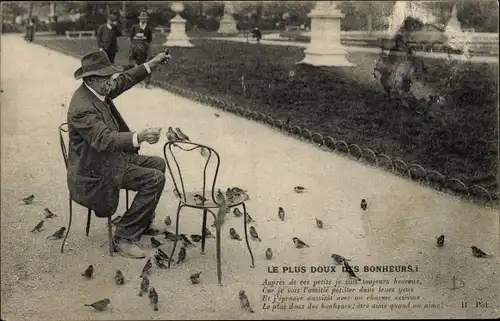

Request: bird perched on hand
left=110, top=215, right=122, bottom=226
left=115, top=270, right=125, bottom=285
left=293, top=237, right=309, bottom=248
left=21, top=194, right=35, bottom=205
left=138, top=275, right=150, bottom=297
left=166, top=127, right=181, bottom=142
left=344, top=261, right=361, bottom=281
left=229, top=228, right=242, bottom=241
left=44, top=208, right=57, bottom=219
left=140, top=258, right=153, bottom=278
left=203, top=227, right=214, bottom=238
left=331, top=254, right=351, bottom=265
left=163, top=230, right=178, bottom=242
left=190, top=271, right=202, bottom=284
left=164, top=215, right=172, bottom=226
left=436, top=235, right=445, bottom=248
left=150, top=237, right=163, bottom=248
left=156, top=248, right=169, bottom=260
left=31, top=220, right=45, bottom=233
left=239, top=290, right=254, bottom=313
left=225, top=188, right=235, bottom=203
left=294, top=186, right=306, bottom=193
left=360, top=199, right=367, bottom=211
left=177, top=245, right=187, bottom=264
left=231, top=187, right=247, bottom=195
left=265, top=248, right=273, bottom=260
left=471, top=246, right=492, bottom=258
left=278, top=207, right=285, bottom=221
left=154, top=254, right=168, bottom=269
left=190, top=234, right=203, bottom=243
left=84, top=298, right=110, bottom=311
left=315, top=218, right=323, bottom=229
left=249, top=226, right=261, bottom=241
left=215, top=189, right=227, bottom=207
left=193, top=194, right=208, bottom=205
left=179, top=234, right=196, bottom=247
left=175, top=127, right=190, bottom=141
left=82, top=265, right=94, bottom=279
left=149, top=287, right=159, bottom=311
left=47, top=227, right=66, bottom=239
left=233, top=208, right=243, bottom=217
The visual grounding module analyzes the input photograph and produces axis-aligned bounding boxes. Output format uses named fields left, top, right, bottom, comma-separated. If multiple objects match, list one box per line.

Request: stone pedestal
left=218, top=1, right=238, bottom=34
left=298, top=2, right=354, bottom=67
left=163, top=2, right=194, bottom=47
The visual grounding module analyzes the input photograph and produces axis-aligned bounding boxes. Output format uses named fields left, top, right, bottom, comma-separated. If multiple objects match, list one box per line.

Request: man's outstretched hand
left=146, top=51, right=171, bottom=70
left=138, top=127, right=162, bottom=144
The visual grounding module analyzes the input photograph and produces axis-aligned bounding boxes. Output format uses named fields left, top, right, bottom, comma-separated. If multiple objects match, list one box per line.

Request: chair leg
left=85, top=208, right=92, bottom=236
left=242, top=202, right=255, bottom=268
left=201, top=209, right=208, bottom=254
left=126, top=189, right=130, bottom=210
left=167, top=202, right=184, bottom=269
left=215, top=219, right=222, bottom=286
left=61, top=197, right=73, bottom=253
left=107, top=216, right=113, bottom=256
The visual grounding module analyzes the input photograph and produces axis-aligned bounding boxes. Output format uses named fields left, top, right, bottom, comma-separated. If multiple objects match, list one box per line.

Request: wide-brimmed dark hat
left=139, top=11, right=148, bottom=20
left=74, top=51, right=124, bottom=79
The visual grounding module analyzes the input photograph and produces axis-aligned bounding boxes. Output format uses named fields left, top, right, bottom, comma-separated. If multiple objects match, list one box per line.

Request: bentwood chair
left=58, top=122, right=130, bottom=255
left=163, top=141, right=255, bottom=285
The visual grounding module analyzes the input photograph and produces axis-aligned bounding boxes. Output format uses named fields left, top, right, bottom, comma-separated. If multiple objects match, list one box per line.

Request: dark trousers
left=105, top=49, right=117, bottom=63
left=114, top=154, right=166, bottom=240
left=129, top=42, right=151, bottom=84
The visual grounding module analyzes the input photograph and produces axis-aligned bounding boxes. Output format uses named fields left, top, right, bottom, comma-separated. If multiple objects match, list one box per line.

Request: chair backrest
left=58, top=122, right=69, bottom=170
left=163, top=141, right=221, bottom=204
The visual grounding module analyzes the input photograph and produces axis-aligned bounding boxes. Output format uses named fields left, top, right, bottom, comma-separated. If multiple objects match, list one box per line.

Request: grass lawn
left=34, top=35, right=498, bottom=194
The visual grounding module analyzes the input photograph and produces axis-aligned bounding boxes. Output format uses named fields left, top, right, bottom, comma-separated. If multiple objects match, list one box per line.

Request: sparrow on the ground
left=436, top=235, right=445, bottom=248
left=315, top=218, right=324, bottom=229
left=190, top=271, right=202, bottom=284
left=31, top=220, right=45, bottom=233
left=360, top=199, right=367, bottom=211
left=154, top=254, right=168, bottom=269
left=203, top=227, right=214, bottom=238
left=44, top=208, right=57, bottom=219
left=233, top=208, right=243, bottom=217
left=294, top=186, right=306, bottom=193
left=293, top=237, right=309, bottom=248
left=84, top=298, right=110, bottom=311
left=245, top=213, right=254, bottom=224
left=179, top=234, right=196, bottom=247
left=190, top=234, right=203, bottom=242
left=110, top=215, right=122, bottom=226
left=166, top=127, right=181, bottom=142
left=265, top=248, right=273, bottom=260
left=175, top=127, right=190, bottom=141
left=194, top=194, right=208, bottom=205
left=471, top=246, right=492, bottom=258
left=331, top=254, right=351, bottom=265
left=239, top=290, right=254, bottom=313
left=156, top=248, right=169, bottom=260
left=163, top=231, right=178, bottom=242
left=22, top=195, right=35, bottom=205
left=164, top=215, right=172, bottom=226
left=249, top=226, right=261, bottom=241
left=214, top=113, right=220, bottom=117
left=82, top=265, right=94, bottom=279
left=115, top=270, right=125, bottom=285
left=278, top=207, right=285, bottom=221
left=150, top=237, right=163, bottom=248
left=149, top=287, right=159, bottom=311
left=229, top=228, right=242, bottom=241
left=138, top=275, right=150, bottom=297
left=140, top=258, right=153, bottom=278
left=344, top=261, right=361, bottom=281
left=177, top=245, right=187, bottom=264
left=47, top=227, right=66, bottom=239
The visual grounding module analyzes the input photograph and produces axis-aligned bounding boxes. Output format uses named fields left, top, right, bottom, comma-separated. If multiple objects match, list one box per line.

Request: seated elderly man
left=67, top=50, right=170, bottom=259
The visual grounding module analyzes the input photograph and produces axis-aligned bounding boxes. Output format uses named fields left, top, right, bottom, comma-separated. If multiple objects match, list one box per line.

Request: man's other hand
left=138, top=128, right=162, bottom=144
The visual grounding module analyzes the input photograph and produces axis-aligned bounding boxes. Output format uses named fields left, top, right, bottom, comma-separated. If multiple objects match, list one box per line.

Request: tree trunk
left=121, top=1, right=126, bottom=32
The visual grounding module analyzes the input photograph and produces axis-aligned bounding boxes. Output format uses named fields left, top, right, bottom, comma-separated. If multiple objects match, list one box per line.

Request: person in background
left=251, top=26, right=262, bottom=44
left=129, top=11, right=153, bottom=88
left=97, top=14, right=122, bottom=63
left=25, top=19, right=35, bottom=42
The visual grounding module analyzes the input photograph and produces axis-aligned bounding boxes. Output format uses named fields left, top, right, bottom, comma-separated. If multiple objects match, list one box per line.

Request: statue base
left=163, top=15, right=194, bottom=47
left=218, top=18, right=238, bottom=34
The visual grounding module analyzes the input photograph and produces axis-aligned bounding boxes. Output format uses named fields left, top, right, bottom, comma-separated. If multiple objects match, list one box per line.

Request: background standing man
left=97, top=14, right=122, bottom=63
left=129, top=11, right=153, bottom=88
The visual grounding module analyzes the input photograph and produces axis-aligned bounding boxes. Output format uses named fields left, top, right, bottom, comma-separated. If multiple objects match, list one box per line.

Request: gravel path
left=1, top=34, right=498, bottom=320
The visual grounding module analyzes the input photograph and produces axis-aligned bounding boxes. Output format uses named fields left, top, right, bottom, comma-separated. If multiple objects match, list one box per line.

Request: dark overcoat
left=67, top=65, right=149, bottom=217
